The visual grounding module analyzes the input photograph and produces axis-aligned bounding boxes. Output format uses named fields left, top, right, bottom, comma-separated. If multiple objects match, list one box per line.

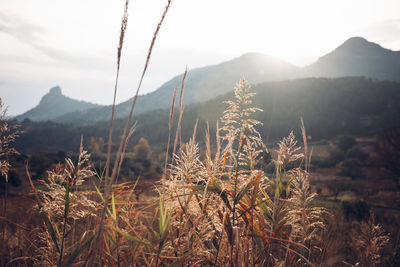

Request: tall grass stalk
left=163, top=87, right=177, bottom=183
left=158, top=78, right=330, bottom=265
left=0, top=98, right=20, bottom=266
left=90, top=0, right=173, bottom=264
left=104, top=0, right=130, bottom=181
left=172, top=67, right=188, bottom=164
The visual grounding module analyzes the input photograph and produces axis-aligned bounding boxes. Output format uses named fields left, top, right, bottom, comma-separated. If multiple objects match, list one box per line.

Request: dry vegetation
left=0, top=80, right=394, bottom=266
left=0, top=1, right=397, bottom=266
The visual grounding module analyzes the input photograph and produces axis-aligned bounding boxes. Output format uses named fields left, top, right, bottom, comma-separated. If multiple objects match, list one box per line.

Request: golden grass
left=0, top=77, right=393, bottom=265
left=0, top=0, right=394, bottom=265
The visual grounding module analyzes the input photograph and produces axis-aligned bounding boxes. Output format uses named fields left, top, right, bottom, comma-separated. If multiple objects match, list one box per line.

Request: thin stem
left=58, top=216, right=67, bottom=266
left=104, top=0, right=129, bottom=181
left=90, top=1, right=173, bottom=264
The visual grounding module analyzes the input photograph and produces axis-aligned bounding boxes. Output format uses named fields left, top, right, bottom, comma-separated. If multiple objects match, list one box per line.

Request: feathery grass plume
left=276, top=131, right=303, bottom=170
left=91, top=1, right=173, bottom=263
left=285, top=169, right=328, bottom=260
left=26, top=141, right=97, bottom=266
left=40, top=142, right=96, bottom=220
left=221, top=78, right=266, bottom=170
left=160, top=78, right=309, bottom=265
left=0, top=97, right=21, bottom=267
left=0, top=98, right=20, bottom=182
left=285, top=119, right=328, bottom=262
left=351, top=214, right=390, bottom=267
left=219, top=79, right=266, bottom=228
left=169, top=138, right=204, bottom=186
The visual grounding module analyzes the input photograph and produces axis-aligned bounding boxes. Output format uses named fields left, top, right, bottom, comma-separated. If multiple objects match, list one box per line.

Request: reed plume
left=351, top=214, right=390, bottom=266
left=0, top=98, right=20, bottom=181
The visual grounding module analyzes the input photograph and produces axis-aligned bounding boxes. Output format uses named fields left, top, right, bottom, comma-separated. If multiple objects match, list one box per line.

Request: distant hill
left=15, top=77, right=400, bottom=153
left=17, top=37, right=400, bottom=124
left=56, top=53, right=298, bottom=124
left=129, top=77, right=400, bottom=146
left=15, top=86, right=101, bottom=121
left=302, top=37, right=400, bottom=81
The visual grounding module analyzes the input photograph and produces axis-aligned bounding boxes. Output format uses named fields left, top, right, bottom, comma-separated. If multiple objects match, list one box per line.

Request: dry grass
left=0, top=77, right=393, bottom=266
left=0, top=98, right=20, bottom=181
left=153, top=79, right=329, bottom=266
left=0, top=0, right=394, bottom=265
left=90, top=1, right=173, bottom=264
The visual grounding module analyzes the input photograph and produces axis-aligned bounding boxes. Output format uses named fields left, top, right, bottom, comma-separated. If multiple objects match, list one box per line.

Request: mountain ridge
left=14, top=77, right=400, bottom=153
left=16, top=37, right=400, bottom=124
left=55, top=52, right=298, bottom=124
left=302, top=36, right=400, bottom=79
left=15, top=86, right=102, bottom=122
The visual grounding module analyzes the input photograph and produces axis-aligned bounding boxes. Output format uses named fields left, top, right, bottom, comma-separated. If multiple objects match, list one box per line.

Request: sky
left=1, top=0, right=400, bottom=115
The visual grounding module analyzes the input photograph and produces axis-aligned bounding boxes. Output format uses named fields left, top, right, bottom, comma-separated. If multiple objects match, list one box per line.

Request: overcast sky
left=1, top=0, right=400, bottom=115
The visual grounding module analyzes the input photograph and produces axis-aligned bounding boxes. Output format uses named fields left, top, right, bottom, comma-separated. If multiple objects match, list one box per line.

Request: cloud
left=0, top=11, right=106, bottom=68
left=0, top=11, right=116, bottom=73
left=0, top=11, right=45, bottom=44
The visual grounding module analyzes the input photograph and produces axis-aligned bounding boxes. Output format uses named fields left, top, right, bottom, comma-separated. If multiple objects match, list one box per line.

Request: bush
left=329, top=146, right=345, bottom=165
left=311, top=156, right=332, bottom=169
left=337, top=158, right=362, bottom=178
left=346, top=146, right=369, bottom=162
left=337, top=135, right=357, bottom=152
left=342, top=200, right=370, bottom=221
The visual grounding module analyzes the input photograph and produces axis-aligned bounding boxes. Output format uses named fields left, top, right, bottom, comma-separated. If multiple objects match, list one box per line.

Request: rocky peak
left=49, top=86, right=62, bottom=95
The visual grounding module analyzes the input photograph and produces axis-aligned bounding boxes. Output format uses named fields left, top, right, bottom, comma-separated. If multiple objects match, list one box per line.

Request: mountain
left=15, top=86, right=102, bottom=121
left=15, top=77, right=400, bottom=153
left=130, top=77, right=400, bottom=146
left=303, top=37, right=400, bottom=80
left=56, top=53, right=298, bottom=124
left=17, top=37, right=400, bottom=124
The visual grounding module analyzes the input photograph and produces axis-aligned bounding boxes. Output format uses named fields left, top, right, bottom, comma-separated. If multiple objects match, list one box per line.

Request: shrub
left=342, top=200, right=370, bottom=221
left=0, top=98, right=20, bottom=184
left=337, top=158, right=362, bottom=178
left=328, top=145, right=345, bottom=165
left=337, top=135, right=357, bottom=152
left=346, top=146, right=369, bottom=162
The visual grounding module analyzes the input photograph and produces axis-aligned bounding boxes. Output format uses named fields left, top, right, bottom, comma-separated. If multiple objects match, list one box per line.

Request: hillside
left=128, top=77, right=400, bottom=146
left=56, top=53, right=298, bottom=124
left=302, top=37, right=400, bottom=80
left=16, top=37, right=400, bottom=125
left=15, top=86, right=101, bottom=121
left=14, top=77, right=400, bottom=153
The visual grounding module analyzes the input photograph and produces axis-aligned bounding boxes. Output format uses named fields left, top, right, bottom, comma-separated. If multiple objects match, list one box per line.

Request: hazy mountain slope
left=15, top=86, right=102, bottom=121
left=56, top=53, right=298, bottom=124
left=55, top=37, right=400, bottom=125
left=302, top=37, right=400, bottom=80
left=18, top=37, right=400, bottom=124
left=130, top=77, right=400, bottom=145
left=15, top=77, right=400, bottom=153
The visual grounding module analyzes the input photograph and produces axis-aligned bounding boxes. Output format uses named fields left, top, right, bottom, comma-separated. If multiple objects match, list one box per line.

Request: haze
left=1, top=0, right=400, bottom=115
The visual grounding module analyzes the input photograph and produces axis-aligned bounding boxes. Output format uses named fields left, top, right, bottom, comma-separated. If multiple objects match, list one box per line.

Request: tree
left=89, top=137, right=100, bottom=154
left=346, top=146, right=369, bottom=162
left=328, top=143, right=345, bottom=166
left=337, top=158, right=362, bottom=178
left=89, top=137, right=105, bottom=154
left=337, top=135, right=357, bottom=152
left=133, top=137, right=152, bottom=160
